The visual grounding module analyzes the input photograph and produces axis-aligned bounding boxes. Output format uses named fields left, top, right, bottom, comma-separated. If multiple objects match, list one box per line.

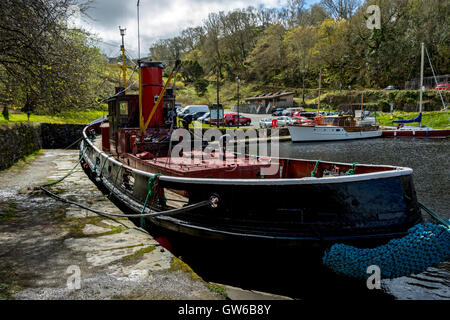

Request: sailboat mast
left=419, top=42, right=425, bottom=114
left=318, top=70, right=322, bottom=115
left=361, top=91, right=364, bottom=118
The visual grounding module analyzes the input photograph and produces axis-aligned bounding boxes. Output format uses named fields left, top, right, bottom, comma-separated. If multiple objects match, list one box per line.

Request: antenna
left=137, top=0, right=141, bottom=61
left=119, top=26, right=127, bottom=94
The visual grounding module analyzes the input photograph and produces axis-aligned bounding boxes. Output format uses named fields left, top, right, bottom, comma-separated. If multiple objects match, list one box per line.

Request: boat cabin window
left=323, top=117, right=340, bottom=126
left=120, top=101, right=128, bottom=115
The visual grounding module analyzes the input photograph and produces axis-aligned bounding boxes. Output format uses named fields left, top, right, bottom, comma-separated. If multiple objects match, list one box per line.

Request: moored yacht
left=288, top=114, right=382, bottom=142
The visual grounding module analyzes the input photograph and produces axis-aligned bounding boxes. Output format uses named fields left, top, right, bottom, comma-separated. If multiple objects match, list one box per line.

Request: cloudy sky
left=78, top=0, right=320, bottom=58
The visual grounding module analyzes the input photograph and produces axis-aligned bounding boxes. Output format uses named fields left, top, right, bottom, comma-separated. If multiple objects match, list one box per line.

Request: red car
left=293, top=111, right=305, bottom=117
left=291, top=117, right=313, bottom=126
left=435, top=84, right=450, bottom=91
left=224, top=113, right=251, bottom=126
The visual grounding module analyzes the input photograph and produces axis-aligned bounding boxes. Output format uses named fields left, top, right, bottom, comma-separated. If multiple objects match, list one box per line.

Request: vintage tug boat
left=79, top=58, right=423, bottom=253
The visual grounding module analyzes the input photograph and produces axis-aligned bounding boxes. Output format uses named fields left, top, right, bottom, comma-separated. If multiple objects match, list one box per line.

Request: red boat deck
left=93, top=134, right=399, bottom=180
left=123, top=151, right=276, bottom=179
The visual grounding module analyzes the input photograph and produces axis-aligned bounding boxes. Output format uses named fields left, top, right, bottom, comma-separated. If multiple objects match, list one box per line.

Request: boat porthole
left=209, top=194, right=220, bottom=209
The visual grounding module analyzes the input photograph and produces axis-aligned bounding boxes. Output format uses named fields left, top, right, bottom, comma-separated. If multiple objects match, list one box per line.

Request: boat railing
left=82, top=124, right=413, bottom=186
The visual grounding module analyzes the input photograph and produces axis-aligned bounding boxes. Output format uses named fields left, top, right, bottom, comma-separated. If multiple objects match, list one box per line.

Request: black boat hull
left=80, top=128, right=423, bottom=251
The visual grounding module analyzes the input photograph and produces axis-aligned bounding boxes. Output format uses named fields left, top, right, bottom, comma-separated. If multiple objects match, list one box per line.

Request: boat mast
left=119, top=27, right=127, bottom=94
left=137, top=1, right=143, bottom=130
left=317, top=69, right=322, bottom=115
left=137, top=0, right=141, bottom=61
left=419, top=42, right=425, bottom=120
left=216, top=65, right=220, bottom=128
left=361, top=91, right=364, bottom=119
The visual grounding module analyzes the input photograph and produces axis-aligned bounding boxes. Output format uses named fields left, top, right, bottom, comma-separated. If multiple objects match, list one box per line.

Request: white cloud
left=80, top=0, right=292, bottom=58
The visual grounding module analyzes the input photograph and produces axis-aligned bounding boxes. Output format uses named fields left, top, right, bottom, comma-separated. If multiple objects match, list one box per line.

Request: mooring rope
left=140, top=173, right=165, bottom=228
left=311, top=160, right=321, bottom=177
left=39, top=138, right=212, bottom=221
left=41, top=144, right=88, bottom=188
left=345, top=163, right=359, bottom=175
left=418, top=201, right=450, bottom=228
left=40, top=187, right=211, bottom=218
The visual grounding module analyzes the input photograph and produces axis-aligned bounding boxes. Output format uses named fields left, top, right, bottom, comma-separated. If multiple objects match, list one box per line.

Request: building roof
left=244, top=91, right=295, bottom=101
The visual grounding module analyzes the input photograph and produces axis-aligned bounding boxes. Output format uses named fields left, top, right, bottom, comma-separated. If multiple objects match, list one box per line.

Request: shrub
left=378, top=99, right=391, bottom=113
left=2, top=107, right=9, bottom=121
left=194, top=79, right=209, bottom=97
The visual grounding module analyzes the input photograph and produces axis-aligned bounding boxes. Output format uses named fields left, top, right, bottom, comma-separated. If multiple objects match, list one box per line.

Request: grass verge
left=0, top=109, right=107, bottom=125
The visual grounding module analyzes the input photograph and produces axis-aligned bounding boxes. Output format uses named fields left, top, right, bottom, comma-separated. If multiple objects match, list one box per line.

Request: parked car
left=435, top=83, right=450, bottom=91
left=289, top=117, right=314, bottom=126
left=175, top=103, right=183, bottom=113
left=197, top=112, right=210, bottom=123
left=281, top=110, right=294, bottom=117
left=259, top=118, right=273, bottom=129
left=272, top=108, right=284, bottom=116
left=209, top=117, right=225, bottom=126
left=301, top=112, right=318, bottom=120
left=293, top=110, right=305, bottom=117
left=384, top=85, right=399, bottom=90
left=275, top=116, right=291, bottom=127
left=224, top=113, right=251, bottom=126
left=178, top=105, right=209, bottom=118
left=192, top=111, right=208, bottom=120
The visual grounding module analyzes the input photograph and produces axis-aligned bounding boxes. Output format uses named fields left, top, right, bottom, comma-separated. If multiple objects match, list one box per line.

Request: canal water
left=278, top=137, right=450, bottom=299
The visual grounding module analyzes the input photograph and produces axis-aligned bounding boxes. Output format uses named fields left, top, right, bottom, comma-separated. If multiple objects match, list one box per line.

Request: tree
left=0, top=0, right=107, bottom=114
left=284, top=25, right=317, bottom=101
left=284, top=0, right=307, bottom=27
left=246, top=24, right=286, bottom=85
left=181, top=60, right=203, bottom=83
left=145, top=1, right=449, bottom=93
left=320, top=0, right=361, bottom=19
left=219, top=8, right=260, bottom=79
left=180, top=27, right=205, bottom=52
left=194, top=79, right=209, bottom=97
left=304, top=4, right=330, bottom=26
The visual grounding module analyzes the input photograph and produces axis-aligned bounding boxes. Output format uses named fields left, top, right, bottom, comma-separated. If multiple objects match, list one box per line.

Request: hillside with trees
left=150, top=0, right=449, bottom=99
left=0, top=0, right=448, bottom=122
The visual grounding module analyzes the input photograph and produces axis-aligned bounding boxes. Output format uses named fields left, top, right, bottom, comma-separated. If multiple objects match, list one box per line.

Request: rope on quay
left=39, top=137, right=212, bottom=223
left=323, top=203, right=450, bottom=280
left=40, top=187, right=211, bottom=218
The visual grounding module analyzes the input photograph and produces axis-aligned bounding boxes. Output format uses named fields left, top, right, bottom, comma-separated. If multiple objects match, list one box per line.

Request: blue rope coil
left=323, top=221, right=450, bottom=280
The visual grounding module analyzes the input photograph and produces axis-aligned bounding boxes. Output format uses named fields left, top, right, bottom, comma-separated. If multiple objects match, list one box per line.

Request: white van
left=179, top=105, right=209, bottom=117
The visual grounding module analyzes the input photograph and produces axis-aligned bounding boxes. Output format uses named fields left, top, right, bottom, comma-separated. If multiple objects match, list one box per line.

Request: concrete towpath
left=0, top=150, right=224, bottom=300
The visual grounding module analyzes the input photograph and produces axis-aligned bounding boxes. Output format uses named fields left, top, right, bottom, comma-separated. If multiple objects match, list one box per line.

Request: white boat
left=289, top=70, right=381, bottom=142
left=289, top=115, right=382, bottom=142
